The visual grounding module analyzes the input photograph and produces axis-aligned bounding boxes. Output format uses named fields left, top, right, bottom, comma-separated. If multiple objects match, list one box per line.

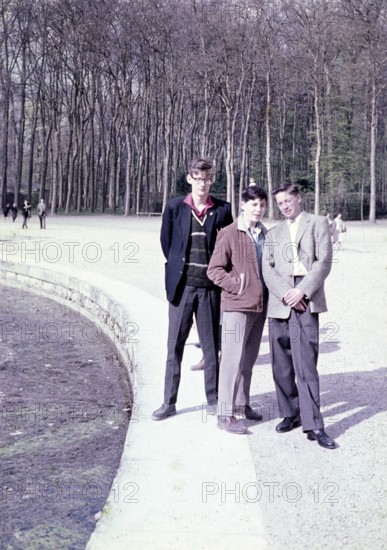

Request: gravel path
left=247, top=221, right=387, bottom=550
left=1, top=215, right=386, bottom=549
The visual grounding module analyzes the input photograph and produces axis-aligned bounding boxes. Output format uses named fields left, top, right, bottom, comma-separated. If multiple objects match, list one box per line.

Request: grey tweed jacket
left=262, top=212, right=333, bottom=319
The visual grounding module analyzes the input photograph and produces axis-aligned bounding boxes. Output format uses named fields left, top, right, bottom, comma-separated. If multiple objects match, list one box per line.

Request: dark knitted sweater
left=185, top=212, right=214, bottom=288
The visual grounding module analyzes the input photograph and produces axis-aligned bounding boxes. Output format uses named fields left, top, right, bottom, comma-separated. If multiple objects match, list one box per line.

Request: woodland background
left=0, top=0, right=386, bottom=220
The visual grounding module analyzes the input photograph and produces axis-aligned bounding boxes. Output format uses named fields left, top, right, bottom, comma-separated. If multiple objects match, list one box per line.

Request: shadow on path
left=249, top=367, right=387, bottom=438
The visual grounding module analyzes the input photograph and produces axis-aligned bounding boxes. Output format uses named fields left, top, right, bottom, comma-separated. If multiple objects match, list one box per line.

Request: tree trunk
left=225, top=106, right=236, bottom=217
left=107, top=123, right=115, bottom=211
left=239, top=74, right=256, bottom=204
left=292, top=102, right=297, bottom=163
left=15, top=67, right=26, bottom=204
left=65, top=145, right=77, bottom=214
left=324, top=62, right=334, bottom=195
left=76, top=128, right=84, bottom=213
left=27, top=101, right=39, bottom=207
left=115, top=127, right=122, bottom=210
left=369, top=75, right=377, bottom=223
left=265, top=67, right=274, bottom=219
left=201, top=79, right=210, bottom=157
left=314, top=80, right=322, bottom=215
left=90, top=115, right=96, bottom=212
left=278, top=93, right=286, bottom=183
left=1, top=86, right=10, bottom=205
left=124, top=125, right=132, bottom=216
left=41, top=123, right=53, bottom=203
left=161, top=98, right=173, bottom=213
left=51, top=123, right=60, bottom=215
left=136, top=85, right=149, bottom=212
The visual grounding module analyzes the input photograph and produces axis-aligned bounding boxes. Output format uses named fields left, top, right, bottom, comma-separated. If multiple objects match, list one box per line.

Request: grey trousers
left=268, top=305, right=324, bottom=431
left=217, top=310, right=266, bottom=418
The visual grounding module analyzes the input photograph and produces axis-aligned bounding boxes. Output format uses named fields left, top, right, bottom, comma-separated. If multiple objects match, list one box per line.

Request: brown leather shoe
left=217, top=416, right=246, bottom=434
left=190, top=358, right=205, bottom=371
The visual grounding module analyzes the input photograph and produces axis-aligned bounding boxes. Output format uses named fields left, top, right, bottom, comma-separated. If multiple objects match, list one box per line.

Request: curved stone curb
left=1, top=261, right=268, bottom=550
left=0, top=262, right=137, bottom=380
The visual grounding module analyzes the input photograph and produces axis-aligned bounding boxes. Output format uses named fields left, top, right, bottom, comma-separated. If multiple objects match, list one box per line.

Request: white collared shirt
left=287, top=212, right=307, bottom=276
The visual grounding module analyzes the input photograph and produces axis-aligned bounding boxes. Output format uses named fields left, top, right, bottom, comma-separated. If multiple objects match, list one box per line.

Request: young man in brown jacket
left=207, top=185, right=268, bottom=434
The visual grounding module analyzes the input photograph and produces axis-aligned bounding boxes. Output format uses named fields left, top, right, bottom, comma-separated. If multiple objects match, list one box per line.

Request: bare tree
left=341, top=0, right=387, bottom=222
left=0, top=0, right=385, bottom=219
left=283, top=0, right=339, bottom=214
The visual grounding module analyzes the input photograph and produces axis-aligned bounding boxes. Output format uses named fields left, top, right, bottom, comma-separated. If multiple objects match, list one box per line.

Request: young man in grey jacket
left=262, top=183, right=336, bottom=449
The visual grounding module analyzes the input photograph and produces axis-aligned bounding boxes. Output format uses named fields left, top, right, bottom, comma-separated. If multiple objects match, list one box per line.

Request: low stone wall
left=0, top=262, right=136, bottom=384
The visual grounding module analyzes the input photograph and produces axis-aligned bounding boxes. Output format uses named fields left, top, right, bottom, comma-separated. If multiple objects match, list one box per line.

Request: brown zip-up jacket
left=207, top=215, right=267, bottom=313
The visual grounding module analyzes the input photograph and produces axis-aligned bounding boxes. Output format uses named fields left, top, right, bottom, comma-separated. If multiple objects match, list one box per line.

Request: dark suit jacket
left=161, top=196, right=233, bottom=304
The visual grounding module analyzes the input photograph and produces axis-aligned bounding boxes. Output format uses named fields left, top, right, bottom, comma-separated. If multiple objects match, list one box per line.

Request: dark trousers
left=164, top=285, right=220, bottom=406
left=268, top=284, right=324, bottom=431
left=39, top=213, right=46, bottom=229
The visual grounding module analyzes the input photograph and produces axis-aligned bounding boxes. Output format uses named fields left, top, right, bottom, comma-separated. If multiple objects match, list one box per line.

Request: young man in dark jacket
left=152, top=158, right=233, bottom=421
left=207, top=185, right=268, bottom=434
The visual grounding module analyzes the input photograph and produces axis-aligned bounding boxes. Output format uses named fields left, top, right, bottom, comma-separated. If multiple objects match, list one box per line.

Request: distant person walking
left=21, top=200, right=31, bottom=229
left=11, top=203, right=18, bottom=222
left=3, top=203, right=10, bottom=221
left=37, top=198, right=47, bottom=229
left=334, top=213, right=346, bottom=249
left=326, top=212, right=338, bottom=244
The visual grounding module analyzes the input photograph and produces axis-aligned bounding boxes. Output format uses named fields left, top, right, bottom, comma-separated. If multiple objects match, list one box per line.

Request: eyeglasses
left=190, top=175, right=214, bottom=183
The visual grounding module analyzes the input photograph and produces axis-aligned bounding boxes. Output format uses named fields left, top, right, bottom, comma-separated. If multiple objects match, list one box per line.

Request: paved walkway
left=1, top=215, right=386, bottom=549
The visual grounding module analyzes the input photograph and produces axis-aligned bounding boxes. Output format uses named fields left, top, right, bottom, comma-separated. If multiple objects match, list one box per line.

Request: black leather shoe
left=217, top=416, right=246, bottom=434
left=234, top=405, right=262, bottom=421
left=276, top=415, right=301, bottom=433
left=205, top=402, right=218, bottom=415
left=307, top=429, right=336, bottom=449
left=190, top=358, right=205, bottom=371
left=151, top=404, right=176, bottom=421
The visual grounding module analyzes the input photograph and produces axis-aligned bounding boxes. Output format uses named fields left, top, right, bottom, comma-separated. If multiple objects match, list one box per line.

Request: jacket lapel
left=180, top=202, right=192, bottom=249
left=295, top=212, right=310, bottom=244
left=278, top=220, right=291, bottom=242
left=205, top=208, right=216, bottom=246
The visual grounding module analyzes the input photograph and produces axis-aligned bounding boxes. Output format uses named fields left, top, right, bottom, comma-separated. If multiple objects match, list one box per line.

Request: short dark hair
left=241, top=184, right=267, bottom=203
left=272, top=183, right=300, bottom=196
left=188, top=157, right=214, bottom=176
